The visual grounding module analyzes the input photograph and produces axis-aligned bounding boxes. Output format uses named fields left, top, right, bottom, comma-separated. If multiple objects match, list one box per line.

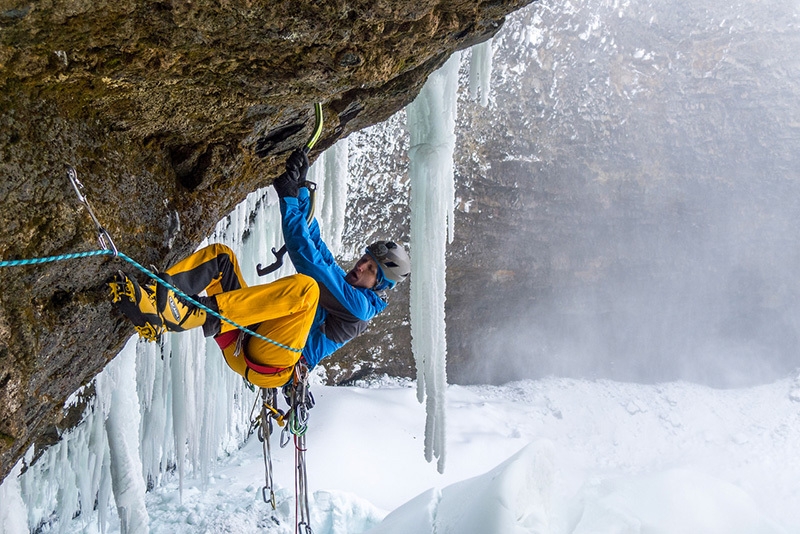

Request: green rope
left=0, top=249, right=303, bottom=354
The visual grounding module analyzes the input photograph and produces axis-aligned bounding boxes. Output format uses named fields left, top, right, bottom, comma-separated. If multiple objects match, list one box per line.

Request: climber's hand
left=285, top=148, right=309, bottom=184
left=273, top=172, right=299, bottom=198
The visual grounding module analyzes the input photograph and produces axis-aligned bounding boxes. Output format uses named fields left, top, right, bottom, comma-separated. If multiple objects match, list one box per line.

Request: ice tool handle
left=256, top=103, right=323, bottom=277
left=303, top=102, right=324, bottom=155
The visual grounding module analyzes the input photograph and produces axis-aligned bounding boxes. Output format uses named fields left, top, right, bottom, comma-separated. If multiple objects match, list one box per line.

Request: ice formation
left=469, top=38, right=493, bottom=107
left=406, top=52, right=461, bottom=473
left=368, top=441, right=554, bottom=534
left=102, top=339, right=150, bottom=534
left=318, top=138, right=351, bottom=256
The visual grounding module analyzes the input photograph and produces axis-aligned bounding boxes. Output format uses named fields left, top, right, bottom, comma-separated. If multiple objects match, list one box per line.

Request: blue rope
left=0, top=250, right=112, bottom=267
left=0, top=249, right=302, bottom=354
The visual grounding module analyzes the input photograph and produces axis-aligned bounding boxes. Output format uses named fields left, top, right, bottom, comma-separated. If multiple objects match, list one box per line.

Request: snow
left=4, top=374, right=799, bottom=533
left=406, top=52, right=461, bottom=474
left=0, top=461, right=27, bottom=534
left=568, top=468, right=782, bottom=534
left=369, top=440, right=554, bottom=534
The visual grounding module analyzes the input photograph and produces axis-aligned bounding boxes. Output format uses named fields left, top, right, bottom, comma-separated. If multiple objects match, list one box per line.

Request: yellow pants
left=166, top=243, right=319, bottom=388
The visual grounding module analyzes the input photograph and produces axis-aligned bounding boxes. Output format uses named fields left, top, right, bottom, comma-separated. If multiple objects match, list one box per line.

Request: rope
left=0, top=249, right=112, bottom=267
left=0, top=248, right=303, bottom=354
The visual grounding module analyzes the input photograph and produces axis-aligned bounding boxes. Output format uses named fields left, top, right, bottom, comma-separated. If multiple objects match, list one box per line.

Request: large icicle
left=308, top=138, right=350, bottom=258
left=100, top=337, right=150, bottom=534
left=406, top=52, right=461, bottom=474
left=469, top=39, right=494, bottom=107
left=321, top=138, right=350, bottom=256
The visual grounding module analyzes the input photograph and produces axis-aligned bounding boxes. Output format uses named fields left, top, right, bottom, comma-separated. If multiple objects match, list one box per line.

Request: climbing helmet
left=366, top=240, right=410, bottom=289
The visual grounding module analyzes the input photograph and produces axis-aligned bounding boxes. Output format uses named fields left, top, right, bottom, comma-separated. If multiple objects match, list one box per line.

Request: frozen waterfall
left=317, top=138, right=350, bottom=257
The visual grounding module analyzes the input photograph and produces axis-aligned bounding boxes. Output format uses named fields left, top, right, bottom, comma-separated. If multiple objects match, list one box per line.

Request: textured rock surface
left=0, top=0, right=532, bottom=482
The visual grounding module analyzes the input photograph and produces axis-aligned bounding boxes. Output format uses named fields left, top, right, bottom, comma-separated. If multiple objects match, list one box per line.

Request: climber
left=108, top=148, right=410, bottom=388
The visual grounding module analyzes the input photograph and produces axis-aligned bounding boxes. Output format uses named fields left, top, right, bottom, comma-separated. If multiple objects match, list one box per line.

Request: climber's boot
left=155, top=273, right=207, bottom=332
left=108, top=271, right=164, bottom=342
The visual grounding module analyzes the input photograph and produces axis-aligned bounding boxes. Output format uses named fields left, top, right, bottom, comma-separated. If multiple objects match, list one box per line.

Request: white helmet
left=366, top=241, right=410, bottom=288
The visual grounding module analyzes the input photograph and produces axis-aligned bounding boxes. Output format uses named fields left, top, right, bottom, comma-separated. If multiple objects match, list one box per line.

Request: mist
left=450, top=0, right=800, bottom=388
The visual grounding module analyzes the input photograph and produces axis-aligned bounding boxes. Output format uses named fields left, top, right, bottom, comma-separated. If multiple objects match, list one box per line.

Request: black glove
left=285, top=148, right=309, bottom=184
left=272, top=172, right=299, bottom=198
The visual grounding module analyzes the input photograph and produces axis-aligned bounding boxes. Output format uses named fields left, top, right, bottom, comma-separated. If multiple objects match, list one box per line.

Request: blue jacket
left=281, top=187, right=388, bottom=368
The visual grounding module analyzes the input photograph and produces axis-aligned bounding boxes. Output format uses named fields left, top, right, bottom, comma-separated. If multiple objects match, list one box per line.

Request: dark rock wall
left=0, top=0, right=532, bottom=482
left=451, top=1, right=800, bottom=386
left=333, top=0, right=800, bottom=390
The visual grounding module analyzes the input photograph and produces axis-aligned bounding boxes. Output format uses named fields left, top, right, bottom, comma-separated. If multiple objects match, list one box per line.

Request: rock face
left=0, top=0, right=532, bottom=482
left=444, top=0, right=800, bottom=387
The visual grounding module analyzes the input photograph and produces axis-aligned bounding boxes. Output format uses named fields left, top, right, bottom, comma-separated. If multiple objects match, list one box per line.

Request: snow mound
left=568, top=468, right=785, bottom=534
left=367, top=440, right=554, bottom=534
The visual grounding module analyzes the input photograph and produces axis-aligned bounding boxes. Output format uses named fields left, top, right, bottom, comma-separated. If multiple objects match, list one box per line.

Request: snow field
left=143, top=376, right=800, bottom=533
left=3, top=369, right=799, bottom=533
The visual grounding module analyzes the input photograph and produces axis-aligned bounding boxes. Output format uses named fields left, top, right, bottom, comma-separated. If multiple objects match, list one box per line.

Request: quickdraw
left=250, top=388, right=285, bottom=509
left=68, top=165, right=118, bottom=255
left=286, top=363, right=315, bottom=534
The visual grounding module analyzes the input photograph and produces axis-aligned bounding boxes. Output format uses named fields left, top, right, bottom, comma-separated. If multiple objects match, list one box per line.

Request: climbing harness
left=257, top=102, right=324, bottom=277
left=0, top=166, right=303, bottom=355
left=249, top=363, right=315, bottom=533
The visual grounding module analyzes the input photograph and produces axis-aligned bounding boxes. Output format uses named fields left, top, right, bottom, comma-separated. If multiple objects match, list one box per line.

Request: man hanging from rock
left=108, top=148, right=410, bottom=388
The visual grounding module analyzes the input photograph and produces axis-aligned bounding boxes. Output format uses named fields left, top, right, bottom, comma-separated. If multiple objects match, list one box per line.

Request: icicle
left=137, top=339, right=171, bottom=492
left=469, top=38, right=494, bottom=107
left=406, top=51, right=461, bottom=474
left=321, top=138, right=350, bottom=256
left=0, top=460, right=29, bottom=534
left=169, top=332, right=188, bottom=499
left=99, top=337, right=149, bottom=534
left=309, top=150, right=329, bottom=234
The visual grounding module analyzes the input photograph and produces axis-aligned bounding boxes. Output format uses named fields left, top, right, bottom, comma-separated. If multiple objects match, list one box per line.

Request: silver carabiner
left=280, top=423, right=292, bottom=448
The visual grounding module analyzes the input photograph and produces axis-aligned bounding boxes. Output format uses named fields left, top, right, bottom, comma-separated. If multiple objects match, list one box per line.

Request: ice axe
left=257, top=103, right=324, bottom=277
